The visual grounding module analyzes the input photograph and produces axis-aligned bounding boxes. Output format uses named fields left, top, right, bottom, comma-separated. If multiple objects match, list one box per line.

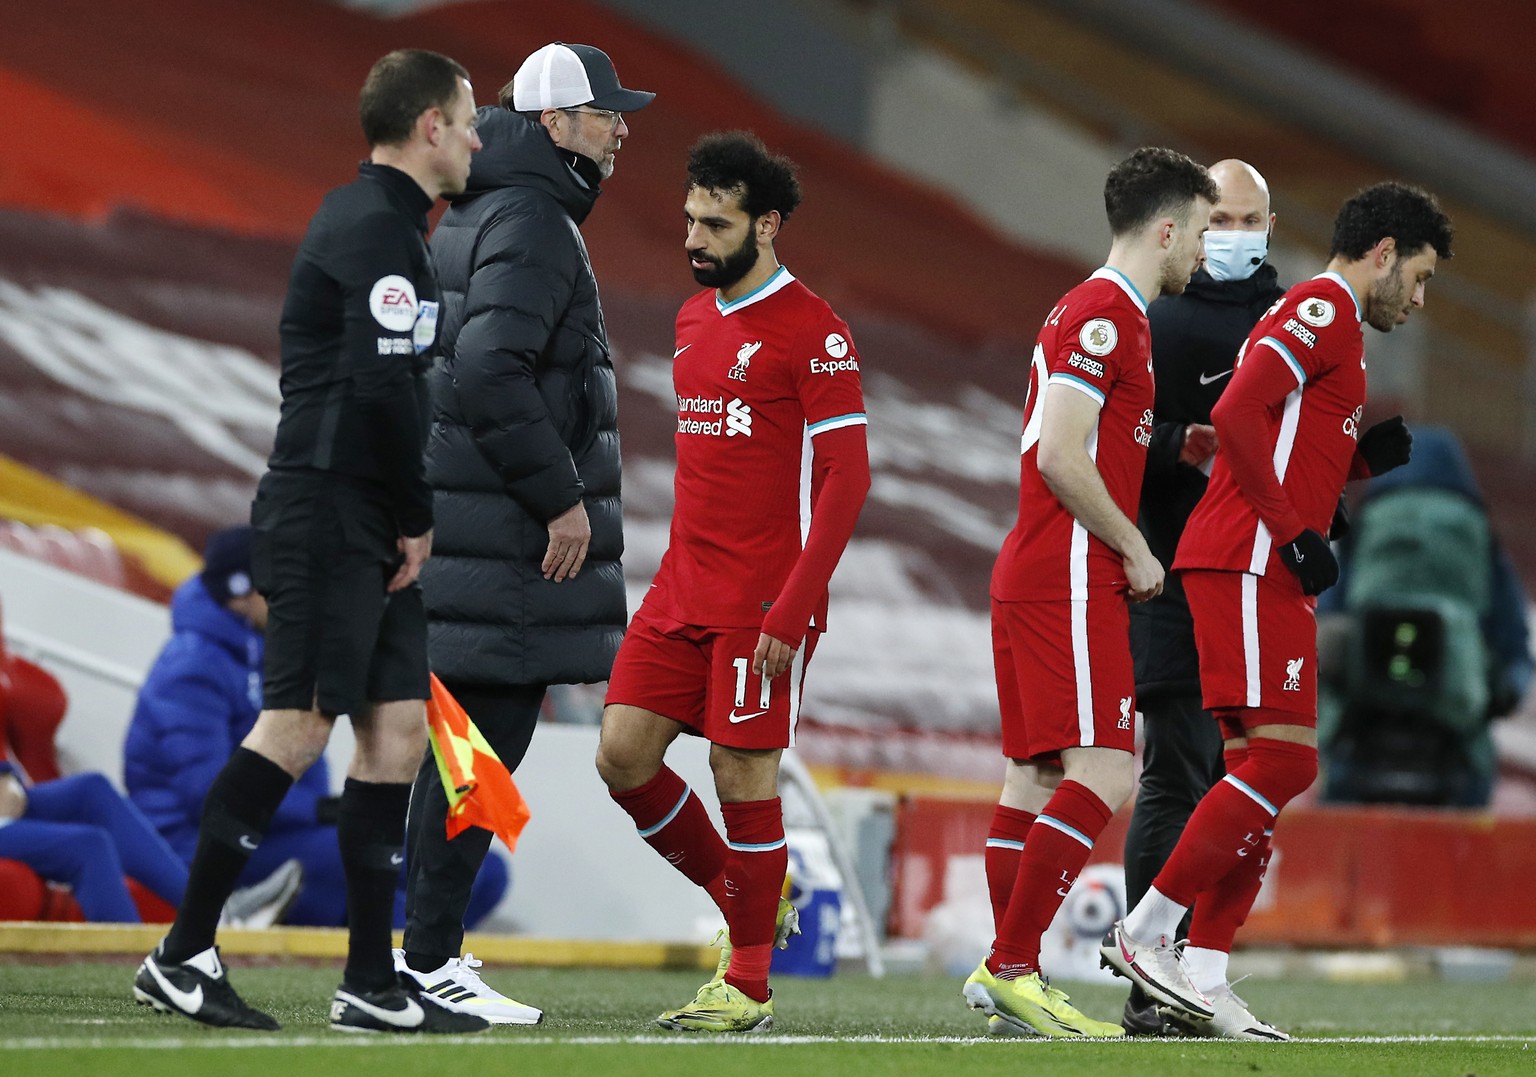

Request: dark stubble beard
left=691, top=230, right=760, bottom=289
left=1365, top=264, right=1407, bottom=332
left=1158, top=247, right=1197, bottom=296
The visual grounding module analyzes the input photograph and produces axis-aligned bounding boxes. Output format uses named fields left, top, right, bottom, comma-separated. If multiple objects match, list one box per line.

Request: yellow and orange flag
left=425, top=674, right=531, bottom=850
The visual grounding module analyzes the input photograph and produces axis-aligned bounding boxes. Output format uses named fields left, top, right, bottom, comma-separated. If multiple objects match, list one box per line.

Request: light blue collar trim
left=1089, top=266, right=1148, bottom=314
left=1315, top=271, right=1363, bottom=323
left=716, top=265, right=796, bottom=315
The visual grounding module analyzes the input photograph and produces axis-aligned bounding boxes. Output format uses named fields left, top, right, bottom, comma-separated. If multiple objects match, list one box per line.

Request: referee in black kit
left=133, top=49, right=488, bottom=1035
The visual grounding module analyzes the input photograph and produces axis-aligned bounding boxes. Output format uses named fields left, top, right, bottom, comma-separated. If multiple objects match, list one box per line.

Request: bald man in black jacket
left=1121, top=159, right=1285, bottom=1035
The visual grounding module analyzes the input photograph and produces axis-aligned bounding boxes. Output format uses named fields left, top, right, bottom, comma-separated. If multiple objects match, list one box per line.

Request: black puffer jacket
left=421, top=107, right=624, bottom=686
left=1132, top=264, right=1284, bottom=700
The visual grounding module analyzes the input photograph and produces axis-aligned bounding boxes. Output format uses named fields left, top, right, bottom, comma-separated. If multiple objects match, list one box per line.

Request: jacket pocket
left=564, top=333, right=605, bottom=453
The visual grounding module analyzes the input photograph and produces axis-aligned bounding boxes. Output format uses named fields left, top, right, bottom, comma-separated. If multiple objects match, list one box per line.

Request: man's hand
left=543, top=501, right=591, bottom=582
left=1358, top=415, right=1413, bottom=476
left=1278, top=528, right=1339, bottom=596
left=1123, top=539, right=1165, bottom=603
left=0, top=773, right=28, bottom=821
left=1179, top=423, right=1219, bottom=468
left=752, top=631, right=798, bottom=680
left=389, top=529, right=433, bottom=593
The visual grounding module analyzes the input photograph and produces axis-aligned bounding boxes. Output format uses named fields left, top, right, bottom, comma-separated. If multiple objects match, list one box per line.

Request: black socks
left=162, top=748, right=293, bottom=962
left=338, top=778, right=412, bottom=992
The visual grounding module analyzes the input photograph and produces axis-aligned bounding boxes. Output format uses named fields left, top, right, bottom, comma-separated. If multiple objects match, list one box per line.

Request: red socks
left=611, top=775, right=788, bottom=1001
left=610, top=767, right=729, bottom=914
left=987, top=781, right=1112, bottom=976
left=1188, top=826, right=1272, bottom=953
left=985, top=804, right=1037, bottom=932
left=1180, top=735, right=1271, bottom=953
left=721, top=798, right=787, bottom=1003
left=1154, top=738, right=1316, bottom=907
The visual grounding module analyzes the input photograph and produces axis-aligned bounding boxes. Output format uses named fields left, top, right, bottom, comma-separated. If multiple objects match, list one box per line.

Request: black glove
left=1358, top=415, right=1412, bottom=476
left=1277, top=528, right=1339, bottom=596
left=1328, top=497, right=1351, bottom=542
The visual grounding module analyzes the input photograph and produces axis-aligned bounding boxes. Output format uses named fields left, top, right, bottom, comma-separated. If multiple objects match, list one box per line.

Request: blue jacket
left=123, top=577, right=330, bottom=862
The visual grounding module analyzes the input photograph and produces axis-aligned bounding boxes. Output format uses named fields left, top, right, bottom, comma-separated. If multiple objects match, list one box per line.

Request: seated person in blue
left=0, top=756, right=188, bottom=922
left=124, top=526, right=508, bottom=927
left=0, top=646, right=293, bottom=924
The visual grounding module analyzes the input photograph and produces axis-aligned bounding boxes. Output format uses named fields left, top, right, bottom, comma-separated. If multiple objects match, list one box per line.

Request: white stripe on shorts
left=1242, top=572, right=1261, bottom=707
left=787, top=644, right=808, bottom=748
left=1071, top=598, right=1094, bottom=745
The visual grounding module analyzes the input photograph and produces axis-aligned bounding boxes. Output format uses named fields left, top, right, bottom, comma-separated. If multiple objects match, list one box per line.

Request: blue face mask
left=1203, top=229, right=1269, bottom=282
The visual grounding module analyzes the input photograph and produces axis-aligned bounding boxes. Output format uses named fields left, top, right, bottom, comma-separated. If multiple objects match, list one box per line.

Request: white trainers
left=392, top=949, right=543, bottom=1025
left=1099, top=921, right=1214, bottom=1021
left=1165, top=982, right=1289, bottom=1041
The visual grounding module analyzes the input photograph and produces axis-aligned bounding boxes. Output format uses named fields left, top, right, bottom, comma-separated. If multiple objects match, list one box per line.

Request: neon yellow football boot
left=963, top=962, right=1124, bottom=1039
left=657, top=980, right=774, bottom=1033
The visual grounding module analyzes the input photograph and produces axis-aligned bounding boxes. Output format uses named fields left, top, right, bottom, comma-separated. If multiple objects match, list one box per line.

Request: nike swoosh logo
left=1118, top=937, right=1211, bottom=1016
left=146, top=959, right=203, bottom=1013
left=238, top=835, right=258, bottom=851
left=1293, top=551, right=1305, bottom=562
left=673, top=345, right=692, bottom=359
left=390, top=853, right=404, bottom=866
left=728, top=709, right=768, bottom=724
left=337, top=990, right=424, bottom=1028
left=1198, top=369, right=1233, bottom=385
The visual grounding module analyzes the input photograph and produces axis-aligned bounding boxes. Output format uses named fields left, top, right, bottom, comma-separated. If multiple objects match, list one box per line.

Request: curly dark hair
left=686, top=131, right=803, bottom=222
left=359, top=49, right=470, bottom=148
left=1329, top=182, right=1454, bottom=262
left=1103, top=146, right=1220, bottom=236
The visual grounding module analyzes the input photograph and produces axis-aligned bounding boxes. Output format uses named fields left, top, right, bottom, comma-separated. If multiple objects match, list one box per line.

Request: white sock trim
left=1124, top=885, right=1188, bottom=944
left=1182, top=945, right=1230, bottom=994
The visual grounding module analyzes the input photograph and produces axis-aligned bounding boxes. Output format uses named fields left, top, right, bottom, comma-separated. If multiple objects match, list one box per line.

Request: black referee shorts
left=250, top=472, right=429, bottom=718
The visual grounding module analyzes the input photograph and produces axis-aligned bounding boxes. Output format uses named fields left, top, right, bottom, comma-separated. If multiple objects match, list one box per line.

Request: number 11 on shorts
left=732, top=656, right=771, bottom=709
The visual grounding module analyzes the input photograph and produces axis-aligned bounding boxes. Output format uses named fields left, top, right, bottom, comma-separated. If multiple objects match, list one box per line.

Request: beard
left=1364, top=265, right=1408, bottom=331
left=1158, top=249, right=1198, bottom=296
left=691, top=232, right=760, bottom=289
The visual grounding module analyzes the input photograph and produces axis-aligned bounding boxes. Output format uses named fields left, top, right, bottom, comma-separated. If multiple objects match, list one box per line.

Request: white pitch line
left=1, top=1034, right=1533, bottom=1050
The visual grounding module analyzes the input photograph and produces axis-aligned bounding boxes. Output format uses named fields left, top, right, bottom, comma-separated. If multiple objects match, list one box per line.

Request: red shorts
left=1182, top=569, right=1317, bottom=724
left=991, top=596, right=1136, bottom=761
left=604, top=599, right=819, bottom=750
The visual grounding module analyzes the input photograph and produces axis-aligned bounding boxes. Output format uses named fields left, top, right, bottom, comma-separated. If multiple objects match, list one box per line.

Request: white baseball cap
left=511, top=42, right=655, bottom=112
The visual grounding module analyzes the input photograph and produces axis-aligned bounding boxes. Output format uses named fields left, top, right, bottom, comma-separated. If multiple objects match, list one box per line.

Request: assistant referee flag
left=426, top=674, right=531, bottom=850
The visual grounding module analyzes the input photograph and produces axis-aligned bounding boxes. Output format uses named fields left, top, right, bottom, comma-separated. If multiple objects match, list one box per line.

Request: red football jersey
left=991, top=268, right=1155, bottom=601
left=1176, top=272, right=1367, bottom=576
left=648, top=267, right=868, bottom=631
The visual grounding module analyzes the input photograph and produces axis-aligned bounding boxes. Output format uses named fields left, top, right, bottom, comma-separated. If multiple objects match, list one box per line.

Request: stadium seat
left=0, top=605, right=68, bottom=785
left=0, top=520, right=128, bottom=592
left=0, top=619, right=174, bottom=924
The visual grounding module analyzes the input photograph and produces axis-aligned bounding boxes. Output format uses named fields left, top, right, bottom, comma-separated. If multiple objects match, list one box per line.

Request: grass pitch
left=2, top=959, right=1533, bottom=1076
